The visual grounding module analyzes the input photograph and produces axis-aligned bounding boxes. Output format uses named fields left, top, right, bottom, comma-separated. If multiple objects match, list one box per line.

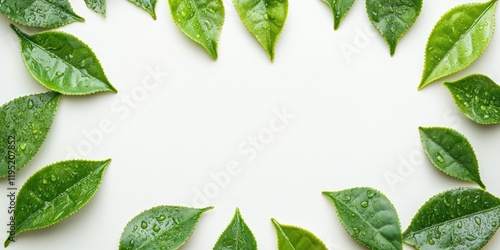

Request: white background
left=1, top=0, right=500, bottom=249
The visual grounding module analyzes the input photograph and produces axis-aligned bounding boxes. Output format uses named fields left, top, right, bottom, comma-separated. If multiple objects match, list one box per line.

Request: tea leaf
left=366, top=0, right=422, bottom=56
left=4, top=159, right=111, bottom=247
left=168, top=0, right=225, bottom=59
left=129, top=0, right=158, bottom=19
left=322, top=0, right=355, bottom=30
left=11, top=25, right=117, bottom=95
left=403, top=187, right=500, bottom=250
left=445, top=74, right=500, bottom=125
left=214, top=208, right=257, bottom=250
left=323, top=187, right=402, bottom=250
left=0, top=0, right=84, bottom=28
left=119, top=206, right=212, bottom=250
left=419, top=0, right=497, bottom=89
left=271, top=219, right=327, bottom=250
left=0, top=92, right=60, bottom=178
left=233, top=0, right=288, bottom=61
left=419, top=127, right=485, bottom=188
left=85, top=0, right=106, bottom=17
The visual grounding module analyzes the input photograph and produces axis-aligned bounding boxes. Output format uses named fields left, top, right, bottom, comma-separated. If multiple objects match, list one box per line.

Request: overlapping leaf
left=129, top=0, right=158, bottom=19
left=85, top=0, right=106, bottom=17
left=322, top=0, right=355, bottom=30
left=271, top=219, right=327, bottom=250
left=214, top=208, right=257, bottom=250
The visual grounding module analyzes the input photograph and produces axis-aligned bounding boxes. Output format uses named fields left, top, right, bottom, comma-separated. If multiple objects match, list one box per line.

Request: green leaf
left=129, top=0, right=158, bottom=19
left=323, top=187, right=402, bottom=250
left=445, top=74, right=500, bottom=125
left=214, top=208, right=257, bottom=250
left=233, top=0, right=288, bottom=61
left=119, top=206, right=212, bottom=250
left=0, top=92, right=60, bottom=178
left=419, top=127, right=485, bottom=188
left=85, top=0, right=106, bottom=17
left=168, top=0, right=225, bottom=59
left=418, top=0, right=497, bottom=90
left=11, top=25, right=117, bottom=95
left=0, top=0, right=84, bottom=28
left=4, top=159, right=111, bottom=247
left=403, top=187, right=500, bottom=249
left=322, top=0, right=355, bottom=30
left=366, top=0, right=422, bottom=56
left=271, top=218, right=327, bottom=250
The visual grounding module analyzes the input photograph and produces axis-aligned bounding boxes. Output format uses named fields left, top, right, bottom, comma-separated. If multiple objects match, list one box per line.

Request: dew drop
left=181, top=11, right=186, bottom=17
left=157, top=215, right=166, bottom=221
left=457, top=221, right=463, bottom=228
left=354, top=227, right=360, bottom=234
left=27, top=100, right=34, bottom=109
left=42, top=179, right=48, bottom=184
left=141, top=221, right=148, bottom=229
left=429, top=239, right=435, bottom=245
left=481, top=105, right=487, bottom=111
left=20, top=143, right=26, bottom=151
left=435, top=153, right=444, bottom=163
left=466, top=235, right=477, bottom=241
left=153, top=225, right=160, bottom=232
left=360, top=201, right=368, bottom=208
left=475, top=217, right=481, bottom=225
left=196, top=33, right=200, bottom=38
left=492, top=222, right=497, bottom=227
left=367, top=190, right=375, bottom=199
left=50, top=175, right=57, bottom=181
left=463, top=101, right=470, bottom=107
left=133, top=225, right=138, bottom=231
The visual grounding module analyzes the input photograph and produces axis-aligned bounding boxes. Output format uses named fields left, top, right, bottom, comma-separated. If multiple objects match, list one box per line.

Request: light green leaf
left=323, top=187, right=402, bottom=250
left=419, top=127, right=485, bottom=188
left=119, top=206, right=212, bottom=250
left=403, top=188, right=500, bottom=250
left=11, top=25, right=117, bottom=95
left=322, top=0, right=355, bottom=30
left=233, top=0, right=288, bottom=61
left=129, top=0, right=158, bottom=19
left=0, top=0, right=84, bottom=28
left=366, top=0, right=422, bottom=56
left=85, top=0, right=106, bottom=17
left=419, top=0, right=497, bottom=90
left=214, top=208, right=257, bottom=250
left=168, top=0, right=225, bottom=59
left=445, top=74, right=500, bottom=125
left=0, top=92, right=60, bottom=178
left=4, top=159, right=111, bottom=247
left=271, top=218, right=328, bottom=250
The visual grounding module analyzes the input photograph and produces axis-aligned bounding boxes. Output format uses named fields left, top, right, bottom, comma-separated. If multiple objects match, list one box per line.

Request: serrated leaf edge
left=214, top=208, right=257, bottom=250
left=128, top=0, right=158, bottom=20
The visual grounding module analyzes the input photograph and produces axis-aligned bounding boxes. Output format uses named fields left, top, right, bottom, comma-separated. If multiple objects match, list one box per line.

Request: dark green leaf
left=233, top=0, right=288, bottom=61
left=403, top=188, right=500, bottom=250
left=419, top=127, right=485, bottom=188
left=0, top=92, right=60, bottom=178
left=119, top=206, right=212, bottom=250
left=0, top=0, right=84, bottom=28
left=323, top=187, right=402, bottom=250
left=445, top=74, right=500, bottom=125
left=271, top=219, right=327, bottom=250
left=419, top=0, right=497, bottom=90
left=214, top=208, right=257, bottom=250
left=366, top=0, right=422, bottom=56
left=85, top=0, right=106, bottom=17
left=322, top=0, right=355, bottom=30
left=11, top=25, right=117, bottom=95
left=129, top=0, right=158, bottom=19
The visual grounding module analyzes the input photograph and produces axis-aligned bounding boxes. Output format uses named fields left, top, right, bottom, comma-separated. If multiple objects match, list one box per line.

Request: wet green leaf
left=322, top=0, right=355, bottom=30
left=11, top=25, right=117, bottom=95
left=419, top=0, right=497, bottom=90
left=119, top=206, right=212, bottom=250
left=271, top=218, right=327, bottom=250
left=129, top=0, right=158, bottom=19
left=323, top=187, right=402, bottom=250
left=445, top=74, right=500, bottom=125
left=85, top=0, right=106, bottom=17
left=214, top=208, right=257, bottom=250
left=168, top=0, right=225, bottom=59
left=0, top=0, right=84, bottom=28
left=419, top=127, right=485, bottom=188
left=0, top=92, right=60, bottom=178
left=403, top=188, right=500, bottom=250
left=4, top=159, right=111, bottom=247
left=366, top=0, right=422, bottom=56
left=233, top=0, right=288, bottom=61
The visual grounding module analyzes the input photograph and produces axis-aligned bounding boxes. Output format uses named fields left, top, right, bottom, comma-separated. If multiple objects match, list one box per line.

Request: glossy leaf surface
left=403, top=188, right=500, bottom=249
left=366, top=0, right=422, bottom=56
left=129, top=0, right=158, bottom=19
left=12, top=25, right=117, bottom=95
left=271, top=219, right=327, bottom=250
left=322, top=0, right=355, bottom=30
left=323, top=187, right=402, bottom=250
left=85, top=0, right=106, bottom=17
left=419, top=127, right=485, bottom=188
left=168, top=0, right=225, bottom=59
left=233, top=0, right=288, bottom=61
left=419, top=0, right=497, bottom=89
left=214, top=208, right=257, bottom=250
left=120, top=206, right=212, bottom=250
left=0, top=92, right=60, bottom=178
left=445, top=74, right=500, bottom=124
left=4, top=159, right=111, bottom=247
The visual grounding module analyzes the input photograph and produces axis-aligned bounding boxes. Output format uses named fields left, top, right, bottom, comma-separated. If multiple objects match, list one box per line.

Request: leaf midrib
left=27, top=0, right=77, bottom=18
